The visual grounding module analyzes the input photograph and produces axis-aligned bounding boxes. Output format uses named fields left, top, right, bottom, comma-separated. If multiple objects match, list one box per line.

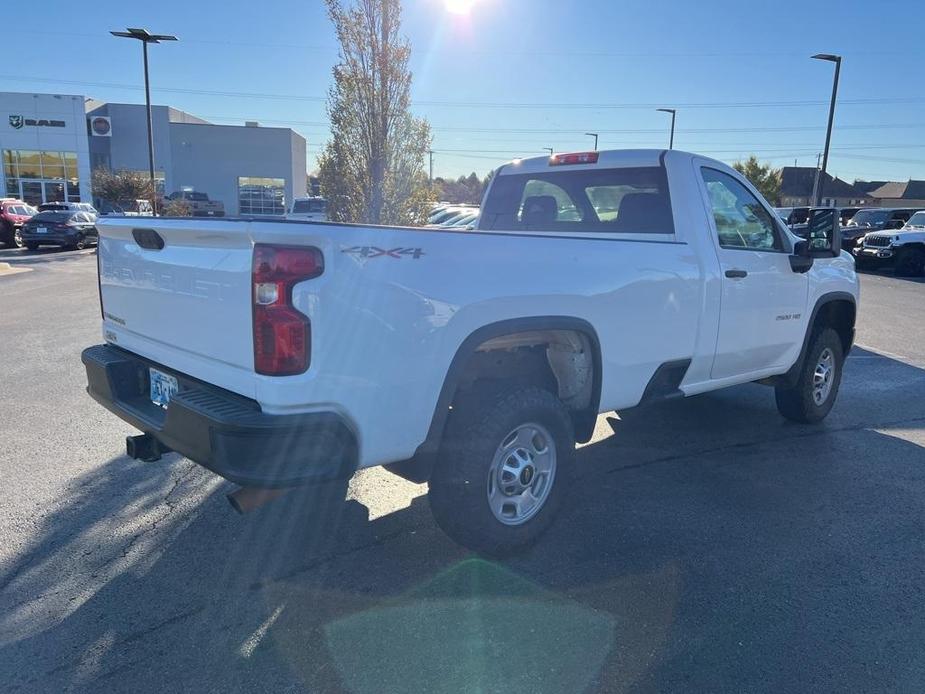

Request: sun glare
left=444, top=0, right=478, bottom=15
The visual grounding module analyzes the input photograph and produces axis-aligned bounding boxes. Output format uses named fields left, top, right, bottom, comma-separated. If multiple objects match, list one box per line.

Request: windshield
left=904, top=211, right=925, bottom=228
left=849, top=210, right=890, bottom=227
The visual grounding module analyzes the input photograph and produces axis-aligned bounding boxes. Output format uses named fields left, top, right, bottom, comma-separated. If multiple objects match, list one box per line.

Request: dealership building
left=0, top=91, right=307, bottom=215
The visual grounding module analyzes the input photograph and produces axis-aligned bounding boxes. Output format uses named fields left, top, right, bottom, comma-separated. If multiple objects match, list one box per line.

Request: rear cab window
left=481, top=166, right=674, bottom=234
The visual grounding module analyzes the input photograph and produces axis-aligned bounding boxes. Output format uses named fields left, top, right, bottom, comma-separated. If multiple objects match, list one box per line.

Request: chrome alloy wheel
left=813, top=347, right=836, bottom=406
left=486, top=422, right=557, bottom=526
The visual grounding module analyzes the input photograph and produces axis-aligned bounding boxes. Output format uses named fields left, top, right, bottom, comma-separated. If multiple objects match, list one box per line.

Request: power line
left=3, top=73, right=925, bottom=110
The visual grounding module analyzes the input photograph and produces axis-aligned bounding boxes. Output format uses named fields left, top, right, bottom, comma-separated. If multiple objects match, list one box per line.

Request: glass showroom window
left=2, top=149, right=82, bottom=203
left=238, top=177, right=286, bottom=216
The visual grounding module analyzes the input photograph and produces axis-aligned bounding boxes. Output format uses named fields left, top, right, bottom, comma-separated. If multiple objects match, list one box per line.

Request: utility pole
left=428, top=149, right=434, bottom=182
left=811, top=54, right=842, bottom=206
left=656, top=108, right=676, bottom=149
left=111, top=28, right=178, bottom=215
left=810, top=152, right=822, bottom=207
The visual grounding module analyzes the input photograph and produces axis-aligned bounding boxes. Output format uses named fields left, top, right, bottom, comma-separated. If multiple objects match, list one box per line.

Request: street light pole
left=656, top=108, right=676, bottom=149
left=111, top=28, right=178, bottom=215
left=585, top=132, right=599, bottom=150
left=544, top=147, right=554, bottom=156
left=811, top=53, right=841, bottom=207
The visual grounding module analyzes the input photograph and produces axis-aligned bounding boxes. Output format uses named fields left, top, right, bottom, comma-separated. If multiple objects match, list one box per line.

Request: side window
left=518, top=180, right=583, bottom=225
left=701, top=168, right=782, bottom=251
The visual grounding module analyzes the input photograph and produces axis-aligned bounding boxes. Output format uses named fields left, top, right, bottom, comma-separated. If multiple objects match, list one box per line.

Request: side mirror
left=789, top=240, right=814, bottom=273
left=805, top=208, right=840, bottom=257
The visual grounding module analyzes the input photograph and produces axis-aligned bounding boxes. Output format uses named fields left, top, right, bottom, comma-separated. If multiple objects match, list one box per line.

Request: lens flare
left=444, top=0, right=477, bottom=15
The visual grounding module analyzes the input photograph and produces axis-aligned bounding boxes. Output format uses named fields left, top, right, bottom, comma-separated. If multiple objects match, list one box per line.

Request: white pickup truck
left=82, top=149, right=858, bottom=555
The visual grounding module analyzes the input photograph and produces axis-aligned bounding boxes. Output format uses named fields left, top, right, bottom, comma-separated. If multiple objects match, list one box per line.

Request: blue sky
left=4, top=0, right=925, bottom=182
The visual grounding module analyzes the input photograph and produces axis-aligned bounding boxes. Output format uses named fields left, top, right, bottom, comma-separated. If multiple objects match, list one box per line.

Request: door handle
left=725, top=269, right=748, bottom=279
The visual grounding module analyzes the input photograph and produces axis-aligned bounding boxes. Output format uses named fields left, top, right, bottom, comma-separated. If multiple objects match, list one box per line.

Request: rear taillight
left=549, top=151, right=600, bottom=166
left=252, top=244, right=324, bottom=376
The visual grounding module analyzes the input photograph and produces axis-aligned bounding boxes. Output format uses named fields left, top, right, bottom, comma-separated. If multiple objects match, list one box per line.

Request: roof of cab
left=495, top=148, right=716, bottom=176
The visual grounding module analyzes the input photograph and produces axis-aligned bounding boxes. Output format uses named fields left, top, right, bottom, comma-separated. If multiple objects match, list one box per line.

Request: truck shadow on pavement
left=2, top=350, right=925, bottom=693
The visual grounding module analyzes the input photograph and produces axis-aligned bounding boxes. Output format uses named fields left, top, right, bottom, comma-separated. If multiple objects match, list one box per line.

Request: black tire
left=25, top=242, right=39, bottom=251
left=11, top=227, right=23, bottom=248
left=894, top=246, right=925, bottom=277
left=775, top=327, right=844, bottom=423
left=428, top=385, right=575, bottom=557
left=68, top=234, right=86, bottom=251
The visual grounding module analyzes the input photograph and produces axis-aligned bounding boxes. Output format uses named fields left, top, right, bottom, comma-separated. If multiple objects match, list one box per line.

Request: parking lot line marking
left=852, top=342, right=923, bottom=368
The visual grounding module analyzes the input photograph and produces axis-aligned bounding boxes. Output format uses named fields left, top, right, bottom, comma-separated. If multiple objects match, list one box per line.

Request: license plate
left=149, top=368, right=179, bottom=408
left=37, top=226, right=47, bottom=234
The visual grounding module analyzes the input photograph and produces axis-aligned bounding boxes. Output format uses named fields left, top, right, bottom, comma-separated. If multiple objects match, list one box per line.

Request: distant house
left=855, top=180, right=925, bottom=208
left=779, top=167, right=871, bottom=207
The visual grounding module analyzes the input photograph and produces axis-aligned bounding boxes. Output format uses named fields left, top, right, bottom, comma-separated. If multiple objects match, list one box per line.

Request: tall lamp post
left=111, top=28, right=178, bottom=214
left=585, top=132, right=599, bottom=151
left=544, top=147, right=554, bottom=156
left=656, top=108, right=676, bottom=149
left=811, top=53, right=841, bottom=207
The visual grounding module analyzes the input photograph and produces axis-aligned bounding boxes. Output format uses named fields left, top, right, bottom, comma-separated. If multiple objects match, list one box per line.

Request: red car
left=1, top=198, right=36, bottom=248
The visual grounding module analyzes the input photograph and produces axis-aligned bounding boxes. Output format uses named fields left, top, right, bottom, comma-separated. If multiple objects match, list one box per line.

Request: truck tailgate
left=97, top=218, right=254, bottom=374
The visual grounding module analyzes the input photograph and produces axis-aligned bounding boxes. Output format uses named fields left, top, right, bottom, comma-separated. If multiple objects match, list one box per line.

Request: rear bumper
left=21, top=230, right=97, bottom=246
left=81, top=344, right=357, bottom=487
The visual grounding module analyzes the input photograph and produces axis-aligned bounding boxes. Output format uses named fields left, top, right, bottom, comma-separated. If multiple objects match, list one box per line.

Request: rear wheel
left=69, top=234, right=87, bottom=251
left=428, top=385, right=574, bottom=556
left=894, top=246, right=925, bottom=277
left=775, top=327, right=844, bottom=423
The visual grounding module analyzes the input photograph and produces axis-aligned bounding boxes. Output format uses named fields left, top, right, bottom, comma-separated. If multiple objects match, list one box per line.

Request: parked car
left=853, top=210, right=925, bottom=276
left=774, top=206, right=810, bottom=227
left=841, top=208, right=922, bottom=252
left=99, top=199, right=154, bottom=217
left=165, top=191, right=225, bottom=217
left=286, top=197, right=328, bottom=222
left=37, top=201, right=97, bottom=221
left=83, top=149, right=857, bottom=556
left=428, top=205, right=476, bottom=225
left=0, top=198, right=35, bottom=248
left=20, top=210, right=98, bottom=251
left=839, top=207, right=860, bottom=226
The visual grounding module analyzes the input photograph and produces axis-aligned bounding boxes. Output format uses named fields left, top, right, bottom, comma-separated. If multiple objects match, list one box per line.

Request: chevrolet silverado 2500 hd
left=82, top=150, right=858, bottom=555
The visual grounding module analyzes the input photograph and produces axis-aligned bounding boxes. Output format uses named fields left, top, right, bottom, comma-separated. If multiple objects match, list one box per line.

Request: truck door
left=696, top=165, right=809, bottom=380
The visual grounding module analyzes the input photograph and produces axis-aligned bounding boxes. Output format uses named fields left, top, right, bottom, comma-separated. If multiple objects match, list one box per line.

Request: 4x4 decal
left=342, top=246, right=425, bottom=259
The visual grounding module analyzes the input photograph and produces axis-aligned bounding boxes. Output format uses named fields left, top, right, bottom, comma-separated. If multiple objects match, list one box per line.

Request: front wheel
left=428, top=386, right=575, bottom=556
left=775, top=328, right=844, bottom=423
left=11, top=228, right=23, bottom=248
left=894, top=246, right=925, bottom=277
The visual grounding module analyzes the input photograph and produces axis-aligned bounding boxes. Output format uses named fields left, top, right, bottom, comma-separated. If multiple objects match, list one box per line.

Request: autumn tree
left=91, top=168, right=155, bottom=210
left=318, top=0, right=432, bottom=225
left=733, top=156, right=782, bottom=205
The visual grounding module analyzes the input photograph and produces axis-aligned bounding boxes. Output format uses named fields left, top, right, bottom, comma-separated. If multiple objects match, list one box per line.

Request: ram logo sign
left=8, top=114, right=65, bottom=129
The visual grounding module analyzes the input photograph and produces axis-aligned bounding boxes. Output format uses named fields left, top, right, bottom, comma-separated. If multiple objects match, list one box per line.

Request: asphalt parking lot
left=1, top=247, right=924, bottom=694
